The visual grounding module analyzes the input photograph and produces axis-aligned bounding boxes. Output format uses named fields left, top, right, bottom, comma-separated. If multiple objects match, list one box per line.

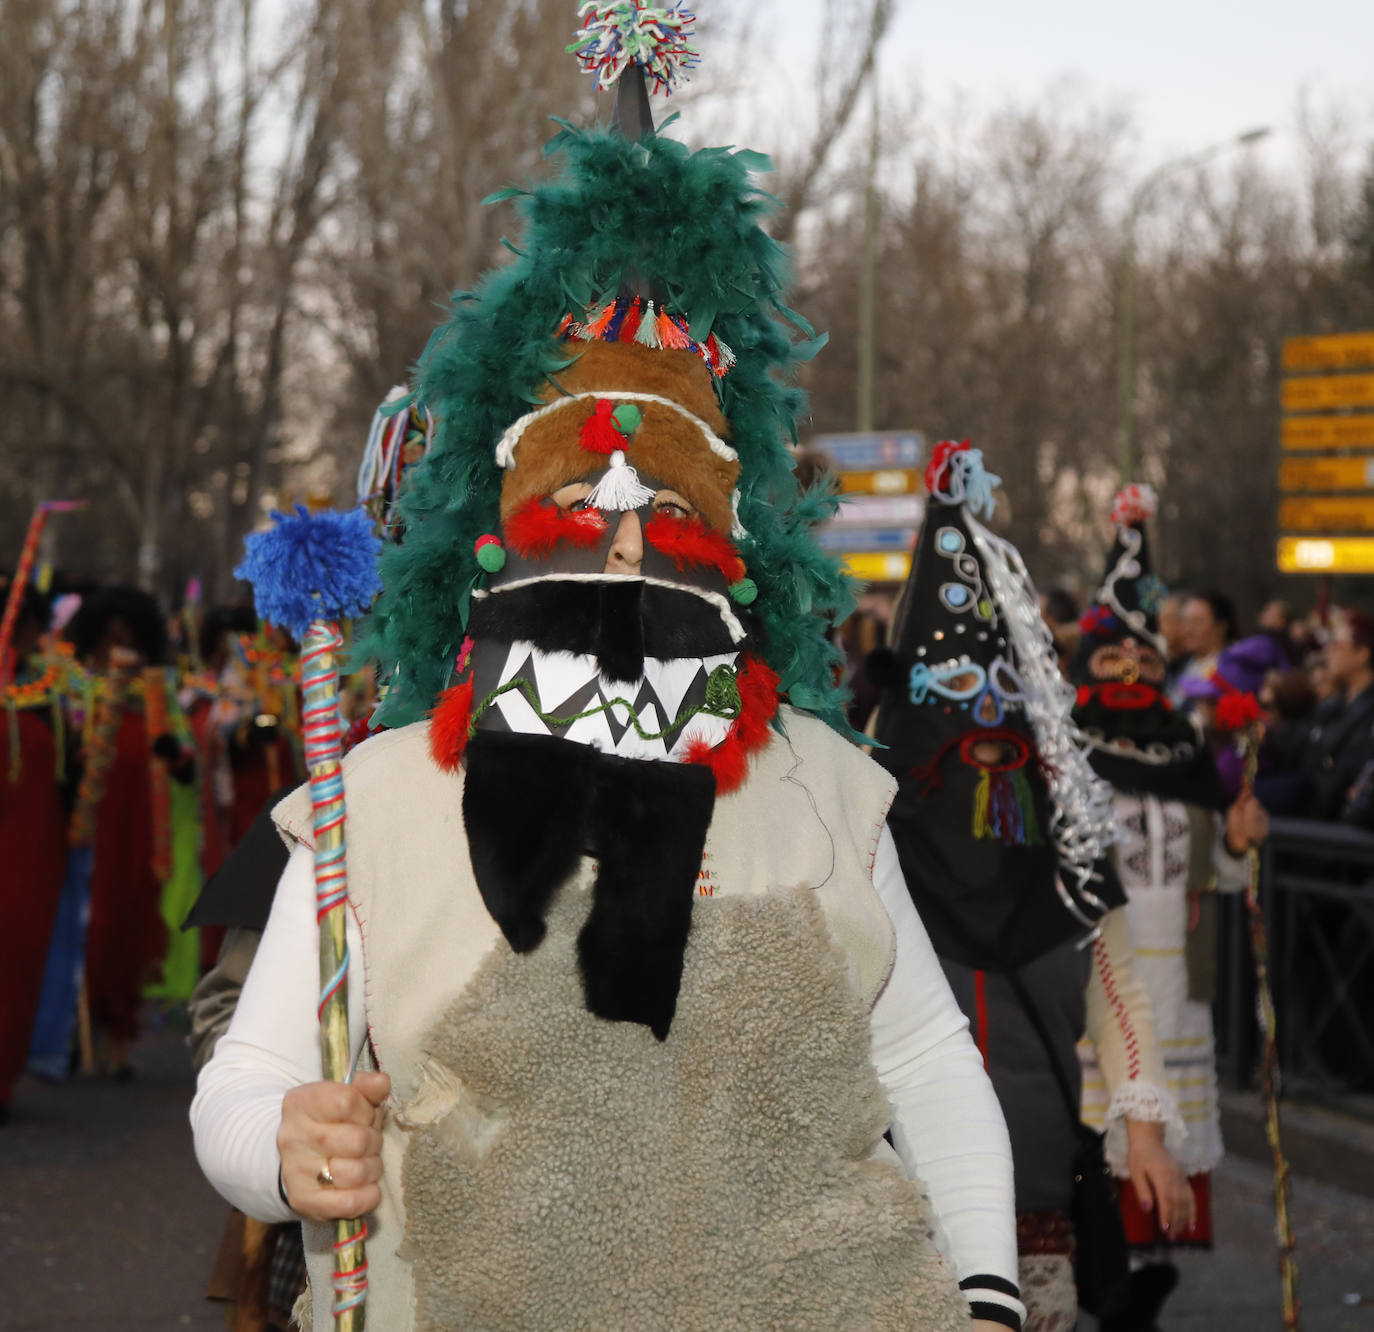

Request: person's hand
left=278, top=1071, right=390, bottom=1221
left=1225, top=791, right=1270, bottom=854
left=1124, top=1118, right=1194, bottom=1235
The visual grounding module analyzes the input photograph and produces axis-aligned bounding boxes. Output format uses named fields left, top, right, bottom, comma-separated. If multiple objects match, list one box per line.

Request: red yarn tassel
left=618, top=297, right=644, bottom=343
left=579, top=399, right=629, bottom=455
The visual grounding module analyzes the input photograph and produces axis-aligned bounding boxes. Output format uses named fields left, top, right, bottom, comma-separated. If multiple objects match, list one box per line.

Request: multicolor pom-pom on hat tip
left=1111, top=483, right=1158, bottom=528
left=234, top=505, right=383, bottom=637
left=923, top=438, right=1001, bottom=520
left=568, top=1, right=700, bottom=96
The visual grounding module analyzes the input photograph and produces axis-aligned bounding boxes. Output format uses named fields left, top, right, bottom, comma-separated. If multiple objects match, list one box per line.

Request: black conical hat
left=871, top=441, right=1121, bottom=970
left=1069, top=483, right=1226, bottom=809
left=1072, top=483, right=1167, bottom=673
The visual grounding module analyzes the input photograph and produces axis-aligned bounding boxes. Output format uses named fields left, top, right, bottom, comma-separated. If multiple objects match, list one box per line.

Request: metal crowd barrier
left=1215, top=817, right=1374, bottom=1096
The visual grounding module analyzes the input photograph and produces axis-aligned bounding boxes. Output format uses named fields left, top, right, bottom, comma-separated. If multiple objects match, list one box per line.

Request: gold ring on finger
left=317, top=1162, right=336, bottom=1188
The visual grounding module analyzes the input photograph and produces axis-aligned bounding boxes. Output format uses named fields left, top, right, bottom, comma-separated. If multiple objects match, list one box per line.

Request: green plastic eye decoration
left=729, top=578, right=758, bottom=606
left=612, top=403, right=643, bottom=438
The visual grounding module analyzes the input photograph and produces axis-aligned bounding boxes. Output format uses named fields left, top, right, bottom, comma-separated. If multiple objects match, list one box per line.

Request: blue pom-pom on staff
left=234, top=505, right=383, bottom=636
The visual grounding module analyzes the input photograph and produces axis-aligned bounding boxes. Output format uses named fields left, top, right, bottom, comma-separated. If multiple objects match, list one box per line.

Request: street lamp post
left=1116, top=127, right=1271, bottom=483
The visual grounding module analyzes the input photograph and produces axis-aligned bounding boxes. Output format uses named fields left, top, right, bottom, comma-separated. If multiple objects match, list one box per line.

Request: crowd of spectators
left=1042, top=585, right=1374, bottom=831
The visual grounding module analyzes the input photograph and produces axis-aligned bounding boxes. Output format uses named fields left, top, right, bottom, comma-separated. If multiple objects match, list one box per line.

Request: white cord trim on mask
left=965, top=510, right=1119, bottom=914
left=730, top=487, right=748, bottom=540
left=471, top=572, right=747, bottom=644
left=494, top=391, right=739, bottom=470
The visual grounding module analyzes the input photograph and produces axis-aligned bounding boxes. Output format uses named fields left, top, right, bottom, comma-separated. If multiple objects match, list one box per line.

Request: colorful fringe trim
left=972, top=766, right=1042, bottom=847
left=558, top=296, right=736, bottom=379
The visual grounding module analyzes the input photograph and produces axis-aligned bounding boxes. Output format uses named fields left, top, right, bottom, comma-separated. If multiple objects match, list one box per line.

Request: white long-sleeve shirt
left=191, top=827, right=1024, bottom=1328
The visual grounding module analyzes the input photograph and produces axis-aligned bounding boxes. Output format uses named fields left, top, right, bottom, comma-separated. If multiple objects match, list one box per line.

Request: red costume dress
left=83, top=710, right=166, bottom=1046
left=0, top=707, right=68, bottom=1108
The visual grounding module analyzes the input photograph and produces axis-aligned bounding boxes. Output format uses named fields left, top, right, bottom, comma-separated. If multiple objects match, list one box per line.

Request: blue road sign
left=814, top=431, right=924, bottom=472
left=815, top=526, right=915, bottom=553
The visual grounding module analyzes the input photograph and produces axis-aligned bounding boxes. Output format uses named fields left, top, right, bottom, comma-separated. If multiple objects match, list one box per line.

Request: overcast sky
left=744, top=0, right=1373, bottom=176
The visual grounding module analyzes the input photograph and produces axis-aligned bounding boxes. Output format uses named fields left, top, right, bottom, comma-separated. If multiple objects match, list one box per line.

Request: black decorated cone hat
left=1070, top=483, right=1226, bottom=809
left=871, top=440, right=1067, bottom=971
left=1071, top=483, right=1167, bottom=677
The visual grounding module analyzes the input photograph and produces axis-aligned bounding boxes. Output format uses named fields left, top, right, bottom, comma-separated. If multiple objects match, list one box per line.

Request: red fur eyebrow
left=505, top=497, right=608, bottom=559
left=644, top=512, right=746, bottom=584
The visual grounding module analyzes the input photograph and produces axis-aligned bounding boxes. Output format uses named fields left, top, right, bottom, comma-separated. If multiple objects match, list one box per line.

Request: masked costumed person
left=1073, top=485, right=1268, bottom=1328
left=56, top=588, right=199, bottom=1073
left=193, top=13, right=1025, bottom=1331
left=870, top=442, right=1191, bottom=1331
left=0, top=589, right=69, bottom=1121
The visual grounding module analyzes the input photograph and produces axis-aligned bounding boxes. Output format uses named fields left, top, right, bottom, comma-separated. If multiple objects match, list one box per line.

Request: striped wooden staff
left=234, top=504, right=381, bottom=1329
left=1232, top=706, right=1300, bottom=1329
left=302, top=618, right=367, bottom=1327
left=0, top=499, right=83, bottom=686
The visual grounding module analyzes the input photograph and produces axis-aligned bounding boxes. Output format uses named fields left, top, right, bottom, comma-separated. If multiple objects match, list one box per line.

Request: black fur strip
left=467, top=578, right=742, bottom=681
left=579, top=755, right=717, bottom=1041
left=460, top=729, right=718, bottom=1038
left=462, top=731, right=594, bottom=952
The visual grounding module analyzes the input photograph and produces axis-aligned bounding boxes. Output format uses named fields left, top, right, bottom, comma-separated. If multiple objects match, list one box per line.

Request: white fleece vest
left=275, top=706, right=906, bottom=1331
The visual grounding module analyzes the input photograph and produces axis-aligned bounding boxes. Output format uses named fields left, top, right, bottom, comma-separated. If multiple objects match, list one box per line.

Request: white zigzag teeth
left=532, top=648, right=599, bottom=714
left=562, top=708, right=616, bottom=753
left=615, top=702, right=666, bottom=761
left=669, top=712, right=732, bottom=761
left=498, top=641, right=535, bottom=688
left=701, top=652, right=739, bottom=676
left=495, top=683, right=548, bottom=737
left=642, top=656, right=705, bottom=725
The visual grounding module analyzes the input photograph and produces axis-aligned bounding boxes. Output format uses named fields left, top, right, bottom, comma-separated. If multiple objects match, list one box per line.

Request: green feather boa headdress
left=360, top=122, right=858, bottom=735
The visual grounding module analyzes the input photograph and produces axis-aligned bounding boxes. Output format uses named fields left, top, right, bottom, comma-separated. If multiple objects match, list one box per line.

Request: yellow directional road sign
left=1277, top=537, right=1374, bottom=574
left=1282, top=374, right=1374, bottom=413
left=836, top=468, right=921, bottom=495
left=1282, top=331, right=1374, bottom=372
left=842, top=551, right=912, bottom=583
left=1279, top=456, right=1374, bottom=493
left=1282, top=414, right=1374, bottom=451
left=1278, top=495, right=1374, bottom=532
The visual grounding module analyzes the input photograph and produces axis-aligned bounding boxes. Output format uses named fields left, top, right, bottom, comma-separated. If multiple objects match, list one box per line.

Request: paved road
left=4, top=1018, right=1374, bottom=1330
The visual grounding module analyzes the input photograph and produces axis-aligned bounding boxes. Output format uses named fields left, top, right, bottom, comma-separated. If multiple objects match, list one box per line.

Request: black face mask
left=872, top=505, right=1123, bottom=971
left=454, top=472, right=769, bottom=1040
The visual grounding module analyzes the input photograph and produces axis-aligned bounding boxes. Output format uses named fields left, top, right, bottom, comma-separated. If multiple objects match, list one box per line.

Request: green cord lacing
left=469, top=662, right=742, bottom=741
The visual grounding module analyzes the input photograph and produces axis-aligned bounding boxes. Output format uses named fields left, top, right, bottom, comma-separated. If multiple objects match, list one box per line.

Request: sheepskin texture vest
left=274, top=707, right=961, bottom=1331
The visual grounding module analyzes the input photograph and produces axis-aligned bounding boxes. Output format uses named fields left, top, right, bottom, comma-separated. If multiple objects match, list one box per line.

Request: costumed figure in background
left=51, top=588, right=199, bottom=1075
left=194, top=10, right=1026, bottom=1330
left=222, top=624, right=302, bottom=843
left=0, top=587, right=70, bottom=1122
left=1072, top=484, right=1269, bottom=1330
left=870, top=441, right=1191, bottom=1332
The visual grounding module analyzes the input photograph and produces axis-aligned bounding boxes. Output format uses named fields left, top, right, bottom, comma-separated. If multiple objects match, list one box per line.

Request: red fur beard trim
left=681, top=654, right=779, bottom=794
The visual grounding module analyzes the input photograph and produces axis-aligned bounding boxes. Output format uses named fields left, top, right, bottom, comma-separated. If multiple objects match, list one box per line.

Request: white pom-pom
left=586, top=451, right=656, bottom=512
left=569, top=2, right=700, bottom=96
